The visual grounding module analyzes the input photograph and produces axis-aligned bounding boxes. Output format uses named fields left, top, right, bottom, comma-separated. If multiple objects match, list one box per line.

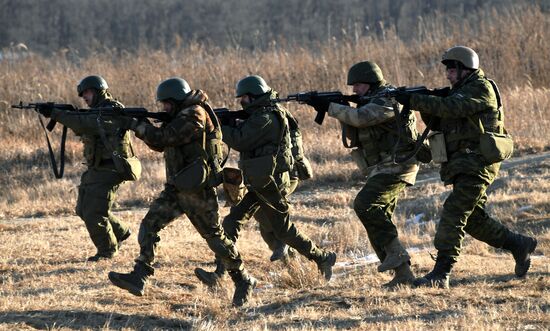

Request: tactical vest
left=81, top=98, right=133, bottom=168
left=353, top=86, right=418, bottom=167
left=242, top=105, right=293, bottom=174
left=164, top=103, right=223, bottom=185
left=439, top=76, right=504, bottom=155
left=286, top=112, right=305, bottom=162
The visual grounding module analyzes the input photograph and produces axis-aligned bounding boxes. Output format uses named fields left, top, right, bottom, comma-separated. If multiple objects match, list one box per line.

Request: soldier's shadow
left=0, top=309, right=191, bottom=330
left=247, top=292, right=461, bottom=328
left=452, top=271, right=550, bottom=287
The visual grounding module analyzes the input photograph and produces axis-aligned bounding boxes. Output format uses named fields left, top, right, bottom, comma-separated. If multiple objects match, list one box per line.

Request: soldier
left=108, top=78, right=256, bottom=307
left=304, top=62, right=421, bottom=287
left=195, top=86, right=313, bottom=286
left=394, top=46, right=537, bottom=288
left=38, top=75, right=136, bottom=261
left=194, top=75, right=335, bottom=286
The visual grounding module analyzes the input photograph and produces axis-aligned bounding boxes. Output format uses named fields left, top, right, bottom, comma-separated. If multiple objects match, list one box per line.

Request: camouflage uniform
left=409, top=65, right=537, bottom=286
left=222, top=92, right=335, bottom=276
left=131, top=91, right=242, bottom=272
left=50, top=92, right=133, bottom=258
left=328, top=83, right=419, bottom=270
left=412, top=69, right=516, bottom=261
left=224, top=110, right=304, bottom=259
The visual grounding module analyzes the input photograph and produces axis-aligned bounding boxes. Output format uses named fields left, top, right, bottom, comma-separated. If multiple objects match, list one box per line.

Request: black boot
left=413, top=256, right=453, bottom=289
left=194, top=258, right=226, bottom=287
left=108, top=261, right=154, bottom=296
left=229, top=269, right=257, bottom=307
left=117, top=229, right=132, bottom=250
left=316, top=251, right=337, bottom=281
left=503, top=232, right=537, bottom=277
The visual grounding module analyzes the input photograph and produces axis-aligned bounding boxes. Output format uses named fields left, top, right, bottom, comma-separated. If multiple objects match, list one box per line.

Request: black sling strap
left=38, top=115, right=67, bottom=179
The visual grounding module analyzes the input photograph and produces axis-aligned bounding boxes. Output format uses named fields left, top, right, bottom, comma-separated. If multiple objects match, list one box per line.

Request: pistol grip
left=314, top=111, right=325, bottom=125
left=46, top=119, right=57, bottom=131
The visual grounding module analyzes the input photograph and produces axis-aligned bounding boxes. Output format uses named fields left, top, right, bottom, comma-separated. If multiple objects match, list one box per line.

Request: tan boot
left=382, top=261, right=415, bottom=288
left=378, top=238, right=410, bottom=273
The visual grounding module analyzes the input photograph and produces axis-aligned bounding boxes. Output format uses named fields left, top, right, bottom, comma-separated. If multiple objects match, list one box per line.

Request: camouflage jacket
left=134, top=90, right=214, bottom=183
left=328, top=84, right=419, bottom=185
left=50, top=96, right=133, bottom=169
left=222, top=93, right=293, bottom=175
left=411, top=69, right=501, bottom=184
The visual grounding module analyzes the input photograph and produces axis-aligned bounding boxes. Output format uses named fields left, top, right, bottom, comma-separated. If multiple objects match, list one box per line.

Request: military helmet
left=77, top=75, right=108, bottom=96
left=441, top=46, right=479, bottom=70
left=156, top=77, right=191, bottom=102
left=347, top=61, right=384, bottom=85
left=235, top=75, right=271, bottom=97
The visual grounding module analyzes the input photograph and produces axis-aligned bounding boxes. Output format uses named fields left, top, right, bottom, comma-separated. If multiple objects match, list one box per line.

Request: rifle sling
left=38, top=115, right=67, bottom=179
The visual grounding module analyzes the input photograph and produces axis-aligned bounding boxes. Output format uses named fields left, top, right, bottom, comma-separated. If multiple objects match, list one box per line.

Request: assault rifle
left=11, top=102, right=173, bottom=178
left=213, top=107, right=249, bottom=125
left=12, top=102, right=77, bottom=130
left=276, top=91, right=359, bottom=125
left=277, top=86, right=449, bottom=125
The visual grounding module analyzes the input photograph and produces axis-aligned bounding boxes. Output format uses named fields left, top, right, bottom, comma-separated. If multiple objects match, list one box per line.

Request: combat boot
left=502, top=232, right=537, bottom=277
left=382, top=261, right=415, bottom=288
left=316, top=251, right=337, bottom=281
left=87, top=251, right=116, bottom=262
left=378, top=238, right=411, bottom=273
left=117, top=229, right=132, bottom=250
left=270, top=243, right=291, bottom=262
left=229, top=269, right=257, bottom=307
left=108, top=261, right=154, bottom=296
left=413, top=256, right=453, bottom=289
left=194, top=258, right=226, bottom=287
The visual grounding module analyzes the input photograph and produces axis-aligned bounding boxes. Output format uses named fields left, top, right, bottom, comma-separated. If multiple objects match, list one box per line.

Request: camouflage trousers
left=137, top=184, right=242, bottom=271
left=435, top=174, right=510, bottom=263
left=76, top=168, right=129, bottom=256
left=223, top=172, right=326, bottom=261
left=353, top=173, right=408, bottom=262
left=233, top=177, right=300, bottom=252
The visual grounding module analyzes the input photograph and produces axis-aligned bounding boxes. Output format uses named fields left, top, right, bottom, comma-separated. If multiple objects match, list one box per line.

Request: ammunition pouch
left=222, top=167, right=247, bottom=206
left=112, top=152, right=142, bottom=181
left=479, top=131, right=514, bottom=163
left=428, top=131, right=448, bottom=163
left=239, top=154, right=276, bottom=189
left=173, top=158, right=208, bottom=192
left=294, top=157, right=313, bottom=180
left=351, top=148, right=370, bottom=176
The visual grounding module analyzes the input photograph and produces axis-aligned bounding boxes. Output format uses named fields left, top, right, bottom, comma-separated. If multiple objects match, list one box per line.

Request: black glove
left=305, top=96, right=330, bottom=114
left=36, top=104, right=53, bottom=118
left=219, top=116, right=237, bottom=127
left=119, top=117, right=140, bottom=130
left=394, top=92, right=411, bottom=109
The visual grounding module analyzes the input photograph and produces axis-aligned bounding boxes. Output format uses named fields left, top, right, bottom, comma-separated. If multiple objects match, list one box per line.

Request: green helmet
left=77, top=75, right=108, bottom=96
left=235, top=75, right=271, bottom=97
left=347, top=61, right=384, bottom=85
left=156, top=77, right=191, bottom=102
left=441, top=46, right=479, bottom=70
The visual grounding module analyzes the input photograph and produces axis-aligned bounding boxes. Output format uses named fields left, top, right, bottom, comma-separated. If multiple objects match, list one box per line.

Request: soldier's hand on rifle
left=119, top=117, right=143, bottom=131
left=36, top=104, right=54, bottom=118
left=219, top=116, right=237, bottom=127
left=394, top=92, right=411, bottom=109
left=305, top=96, right=330, bottom=114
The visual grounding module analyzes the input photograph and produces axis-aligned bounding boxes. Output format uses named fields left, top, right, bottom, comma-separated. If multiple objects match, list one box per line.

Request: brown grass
left=0, top=160, right=548, bottom=330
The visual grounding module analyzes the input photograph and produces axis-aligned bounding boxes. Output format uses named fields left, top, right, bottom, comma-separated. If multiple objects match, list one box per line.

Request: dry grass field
left=0, top=157, right=548, bottom=330
left=0, top=5, right=549, bottom=330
